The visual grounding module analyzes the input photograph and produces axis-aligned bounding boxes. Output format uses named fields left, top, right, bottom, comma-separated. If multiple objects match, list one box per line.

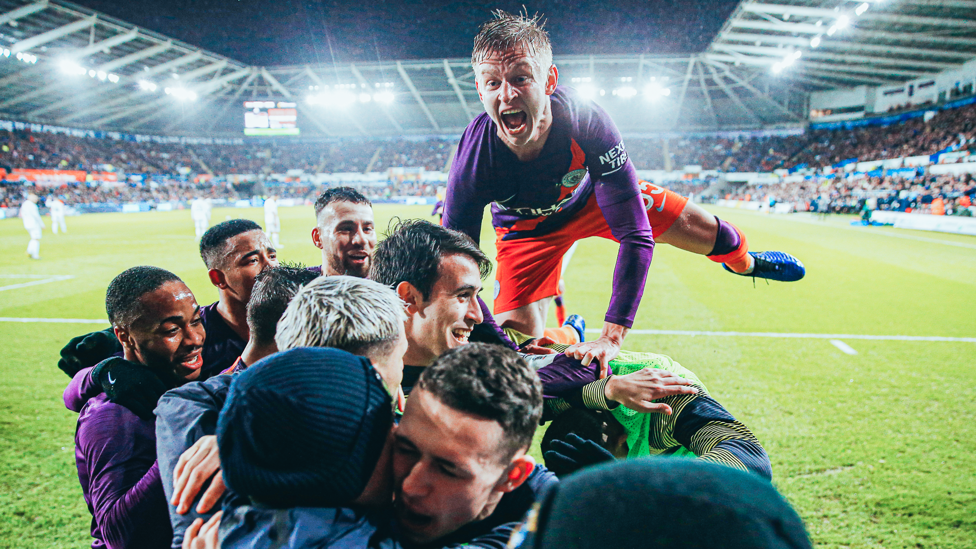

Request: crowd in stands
left=732, top=172, right=976, bottom=216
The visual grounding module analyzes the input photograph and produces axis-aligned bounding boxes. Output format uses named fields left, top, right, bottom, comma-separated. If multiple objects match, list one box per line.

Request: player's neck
left=217, top=298, right=250, bottom=341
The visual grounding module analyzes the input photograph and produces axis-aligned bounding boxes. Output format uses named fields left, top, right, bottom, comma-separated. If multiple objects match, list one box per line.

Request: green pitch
left=1, top=204, right=974, bottom=548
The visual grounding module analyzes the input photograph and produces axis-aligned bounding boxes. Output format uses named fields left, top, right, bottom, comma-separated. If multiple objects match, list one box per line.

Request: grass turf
left=0, top=204, right=973, bottom=548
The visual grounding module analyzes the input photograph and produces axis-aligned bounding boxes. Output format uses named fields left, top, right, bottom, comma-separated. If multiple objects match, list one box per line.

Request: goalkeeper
left=511, top=328, right=771, bottom=479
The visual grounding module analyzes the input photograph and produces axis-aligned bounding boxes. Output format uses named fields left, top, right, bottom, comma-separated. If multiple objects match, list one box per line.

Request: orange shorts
left=493, top=182, right=688, bottom=314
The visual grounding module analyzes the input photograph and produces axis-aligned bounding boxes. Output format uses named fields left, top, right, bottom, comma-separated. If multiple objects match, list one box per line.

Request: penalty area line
left=0, top=317, right=108, bottom=324
left=0, top=275, right=74, bottom=292
left=585, top=328, right=976, bottom=343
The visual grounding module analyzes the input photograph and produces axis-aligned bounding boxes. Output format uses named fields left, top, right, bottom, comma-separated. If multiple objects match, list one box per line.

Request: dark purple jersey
left=199, top=302, right=245, bottom=378
left=444, top=86, right=654, bottom=327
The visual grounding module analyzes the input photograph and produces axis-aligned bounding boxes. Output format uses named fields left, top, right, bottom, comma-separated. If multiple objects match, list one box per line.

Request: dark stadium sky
left=70, top=0, right=738, bottom=66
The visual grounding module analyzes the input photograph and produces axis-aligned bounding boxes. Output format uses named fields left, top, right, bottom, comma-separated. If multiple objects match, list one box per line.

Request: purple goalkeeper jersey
left=445, top=85, right=654, bottom=327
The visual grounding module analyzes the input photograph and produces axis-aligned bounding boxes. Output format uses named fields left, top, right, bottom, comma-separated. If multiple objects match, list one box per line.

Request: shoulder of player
left=78, top=394, right=154, bottom=448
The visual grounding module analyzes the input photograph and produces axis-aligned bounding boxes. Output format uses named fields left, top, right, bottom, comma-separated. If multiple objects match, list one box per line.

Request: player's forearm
left=64, top=366, right=98, bottom=412
left=604, top=198, right=654, bottom=327
left=97, top=461, right=171, bottom=549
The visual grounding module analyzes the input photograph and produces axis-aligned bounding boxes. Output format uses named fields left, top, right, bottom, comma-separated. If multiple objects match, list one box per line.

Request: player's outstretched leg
left=707, top=219, right=805, bottom=282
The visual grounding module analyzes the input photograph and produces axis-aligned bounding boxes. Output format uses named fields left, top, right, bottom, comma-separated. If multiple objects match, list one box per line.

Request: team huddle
left=58, top=12, right=811, bottom=549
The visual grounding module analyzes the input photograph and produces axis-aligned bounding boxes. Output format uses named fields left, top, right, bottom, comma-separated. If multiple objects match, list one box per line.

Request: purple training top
left=75, top=391, right=171, bottom=549
left=444, top=85, right=654, bottom=328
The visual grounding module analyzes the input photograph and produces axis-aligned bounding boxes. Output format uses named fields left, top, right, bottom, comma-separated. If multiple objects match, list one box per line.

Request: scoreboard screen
left=244, top=100, right=299, bottom=136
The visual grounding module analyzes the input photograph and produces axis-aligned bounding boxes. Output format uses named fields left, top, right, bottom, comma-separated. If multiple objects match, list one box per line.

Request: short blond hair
left=471, top=9, right=552, bottom=72
left=275, top=276, right=406, bottom=360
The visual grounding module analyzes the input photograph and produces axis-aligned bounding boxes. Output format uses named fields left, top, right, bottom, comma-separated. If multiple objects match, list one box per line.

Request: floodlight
left=614, top=86, right=638, bottom=98
left=96, top=70, right=107, bottom=81
left=60, top=60, right=86, bottom=75
left=836, top=15, right=850, bottom=29
left=88, top=69, right=96, bottom=77
left=771, top=62, right=784, bottom=75
left=138, top=80, right=157, bottom=91
left=810, top=36, right=821, bottom=48
left=108, top=74, right=119, bottom=83
left=358, top=93, right=372, bottom=103
left=2, top=49, right=9, bottom=57
left=855, top=2, right=869, bottom=15
left=827, top=25, right=838, bottom=36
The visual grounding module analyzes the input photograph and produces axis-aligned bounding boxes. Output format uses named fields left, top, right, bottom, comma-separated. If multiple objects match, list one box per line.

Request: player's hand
left=543, top=433, right=615, bottom=478
left=173, top=435, right=226, bottom=515
left=521, top=336, right=558, bottom=355
left=90, top=357, right=169, bottom=420
left=565, top=336, right=622, bottom=378
left=59, top=328, right=122, bottom=378
left=183, top=511, right=222, bottom=549
left=604, top=369, right=698, bottom=414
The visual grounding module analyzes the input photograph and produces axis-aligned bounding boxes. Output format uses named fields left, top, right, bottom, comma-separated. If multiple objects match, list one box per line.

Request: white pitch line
left=0, top=317, right=108, bottom=324
left=0, top=275, right=74, bottom=292
left=830, top=339, right=858, bottom=355
left=584, top=328, right=976, bottom=343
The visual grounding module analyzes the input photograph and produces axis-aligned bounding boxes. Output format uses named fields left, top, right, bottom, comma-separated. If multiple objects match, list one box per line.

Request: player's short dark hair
left=246, top=263, right=319, bottom=346
left=314, top=187, right=371, bottom=219
left=106, top=266, right=183, bottom=328
left=199, top=219, right=263, bottom=269
left=370, top=219, right=491, bottom=300
left=471, top=9, right=552, bottom=70
left=417, top=343, right=542, bottom=461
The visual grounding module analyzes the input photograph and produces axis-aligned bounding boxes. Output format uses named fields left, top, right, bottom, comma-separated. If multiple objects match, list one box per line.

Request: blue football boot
left=563, top=314, right=586, bottom=343
left=724, top=251, right=805, bottom=282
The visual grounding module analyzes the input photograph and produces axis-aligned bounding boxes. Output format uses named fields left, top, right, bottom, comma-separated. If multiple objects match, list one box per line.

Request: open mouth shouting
left=500, top=108, right=527, bottom=135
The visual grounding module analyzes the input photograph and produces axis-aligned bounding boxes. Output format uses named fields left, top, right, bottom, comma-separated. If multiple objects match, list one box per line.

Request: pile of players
left=59, top=12, right=812, bottom=549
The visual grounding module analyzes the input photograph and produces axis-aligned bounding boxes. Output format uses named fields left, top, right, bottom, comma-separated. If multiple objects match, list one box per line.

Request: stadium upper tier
left=0, top=0, right=973, bottom=137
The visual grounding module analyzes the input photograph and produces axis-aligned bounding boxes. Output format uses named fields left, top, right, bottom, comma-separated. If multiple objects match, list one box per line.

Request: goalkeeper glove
left=543, top=433, right=615, bottom=478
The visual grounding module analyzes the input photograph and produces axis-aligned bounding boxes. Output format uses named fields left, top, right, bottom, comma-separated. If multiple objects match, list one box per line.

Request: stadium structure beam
left=696, top=61, right=718, bottom=128
left=205, top=70, right=260, bottom=133
left=800, top=68, right=897, bottom=86
left=0, top=1, right=49, bottom=27
left=65, top=27, right=140, bottom=59
left=718, top=32, right=976, bottom=60
left=96, top=40, right=173, bottom=72
left=864, top=12, right=976, bottom=29
left=444, top=60, right=476, bottom=120
left=742, top=2, right=976, bottom=29
left=789, top=74, right=845, bottom=90
left=135, top=68, right=253, bottom=132
left=730, top=20, right=831, bottom=35
left=299, top=66, right=366, bottom=137
left=741, top=3, right=854, bottom=19
left=10, top=14, right=96, bottom=54
left=79, top=61, right=230, bottom=127
left=712, top=44, right=958, bottom=71
left=704, top=53, right=927, bottom=79
left=668, top=57, right=696, bottom=130
left=704, top=61, right=762, bottom=126
left=705, top=59, right=801, bottom=122
left=898, top=0, right=976, bottom=7
left=349, top=64, right=404, bottom=133
left=396, top=61, right=441, bottom=132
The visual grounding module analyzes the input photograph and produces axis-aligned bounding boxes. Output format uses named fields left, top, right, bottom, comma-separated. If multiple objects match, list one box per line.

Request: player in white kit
left=191, top=197, right=212, bottom=240
left=49, top=197, right=67, bottom=234
left=20, top=193, right=44, bottom=259
left=264, top=194, right=282, bottom=248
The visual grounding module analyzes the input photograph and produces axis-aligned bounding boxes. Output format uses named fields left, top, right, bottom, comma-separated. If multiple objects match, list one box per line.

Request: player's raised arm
left=565, top=97, right=654, bottom=369
left=444, top=116, right=496, bottom=245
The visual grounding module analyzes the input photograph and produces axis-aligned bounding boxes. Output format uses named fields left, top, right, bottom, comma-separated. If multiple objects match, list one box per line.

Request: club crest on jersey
left=560, top=169, right=586, bottom=188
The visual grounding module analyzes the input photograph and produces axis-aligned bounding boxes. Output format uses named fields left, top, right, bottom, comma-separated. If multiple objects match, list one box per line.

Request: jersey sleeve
left=654, top=391, right=772, bottom=480
left=444, top=116, right=495, bottom=245
left=155, top=375, right=234, bottom=549
left=577, top=96, right=654, bottom=328
left=79, top=405, right=171, bottom=549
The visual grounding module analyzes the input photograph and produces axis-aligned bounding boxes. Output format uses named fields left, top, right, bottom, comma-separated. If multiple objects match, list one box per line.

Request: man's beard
left=329, top=254, right=370, bottom=278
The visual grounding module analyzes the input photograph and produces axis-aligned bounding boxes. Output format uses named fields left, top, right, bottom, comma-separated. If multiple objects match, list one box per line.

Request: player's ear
left=495, top=454, right=535, bottom=493
left=545, top=65, right=558, bottom=95
left=396, top=281, right=422, bottom=312
left=208, top=268, right=227, bottom=289
left=113, top=326, right=136, bottom=353
left=311, top=227, right=324, bottom=250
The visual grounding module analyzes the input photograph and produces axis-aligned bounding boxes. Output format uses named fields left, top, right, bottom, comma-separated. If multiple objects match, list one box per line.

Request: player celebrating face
left=445, top=11, right=804, bottom=369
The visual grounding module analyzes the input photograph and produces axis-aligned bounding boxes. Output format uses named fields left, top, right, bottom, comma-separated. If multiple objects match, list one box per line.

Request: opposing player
left=19, top=193, right=43, bottom=259
left=49, top=196, right=67, bottom=234
left=263, top=194, right=281, bottom=248
left=190, top=196, right=211, bottom=240
left=444, top=11, right=804, bottom=367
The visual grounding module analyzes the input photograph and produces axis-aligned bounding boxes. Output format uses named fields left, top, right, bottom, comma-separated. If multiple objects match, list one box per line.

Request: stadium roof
left=0, top=0, right=973, bottom=138
left=706, top=0, right=976, bottom=89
